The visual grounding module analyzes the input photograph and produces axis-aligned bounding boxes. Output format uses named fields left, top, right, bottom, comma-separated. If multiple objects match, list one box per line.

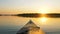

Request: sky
left=0, top=0, right=60, bottom=14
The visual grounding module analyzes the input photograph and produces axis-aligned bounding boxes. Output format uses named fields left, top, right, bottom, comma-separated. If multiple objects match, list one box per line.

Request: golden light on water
left=40, top=17, right=47, bottom=22
left=39, top=17, right=48, bottom=24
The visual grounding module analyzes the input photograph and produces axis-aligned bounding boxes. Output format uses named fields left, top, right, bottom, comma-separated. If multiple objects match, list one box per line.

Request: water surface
left=0, top=16, right=60, bottom=34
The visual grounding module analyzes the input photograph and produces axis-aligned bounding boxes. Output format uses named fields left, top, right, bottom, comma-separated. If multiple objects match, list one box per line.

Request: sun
left=40, top=9, right=47, bottom=14
left=38, top=9, right=48, bottom=14
left=38, top=6, right=50, bottom=14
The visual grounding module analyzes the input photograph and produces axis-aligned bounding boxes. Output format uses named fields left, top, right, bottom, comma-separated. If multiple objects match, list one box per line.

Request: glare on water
left=0, top=16, right=60, bottom=34
left=40, top=17, right=48, bottom=23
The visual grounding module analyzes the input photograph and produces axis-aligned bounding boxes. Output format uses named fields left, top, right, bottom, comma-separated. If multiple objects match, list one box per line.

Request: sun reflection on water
left=39, top=17, right=48, bottom=24
left=40, top=17, right=47, bottom=22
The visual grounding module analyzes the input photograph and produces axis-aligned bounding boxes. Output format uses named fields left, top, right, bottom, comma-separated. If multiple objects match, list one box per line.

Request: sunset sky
left=0, top=0, right=60, bottom=33
left=0, top=0, right=60, bottom=14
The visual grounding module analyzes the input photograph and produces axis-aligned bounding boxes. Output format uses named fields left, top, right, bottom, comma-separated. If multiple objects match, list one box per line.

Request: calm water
left=0, top=16, right=60, bottom=34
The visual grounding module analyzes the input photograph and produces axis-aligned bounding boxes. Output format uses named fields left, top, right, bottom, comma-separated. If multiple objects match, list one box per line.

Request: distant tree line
left=17, top=13, right=60, bottom=18
left=0, top=13, right=60, bottom=18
